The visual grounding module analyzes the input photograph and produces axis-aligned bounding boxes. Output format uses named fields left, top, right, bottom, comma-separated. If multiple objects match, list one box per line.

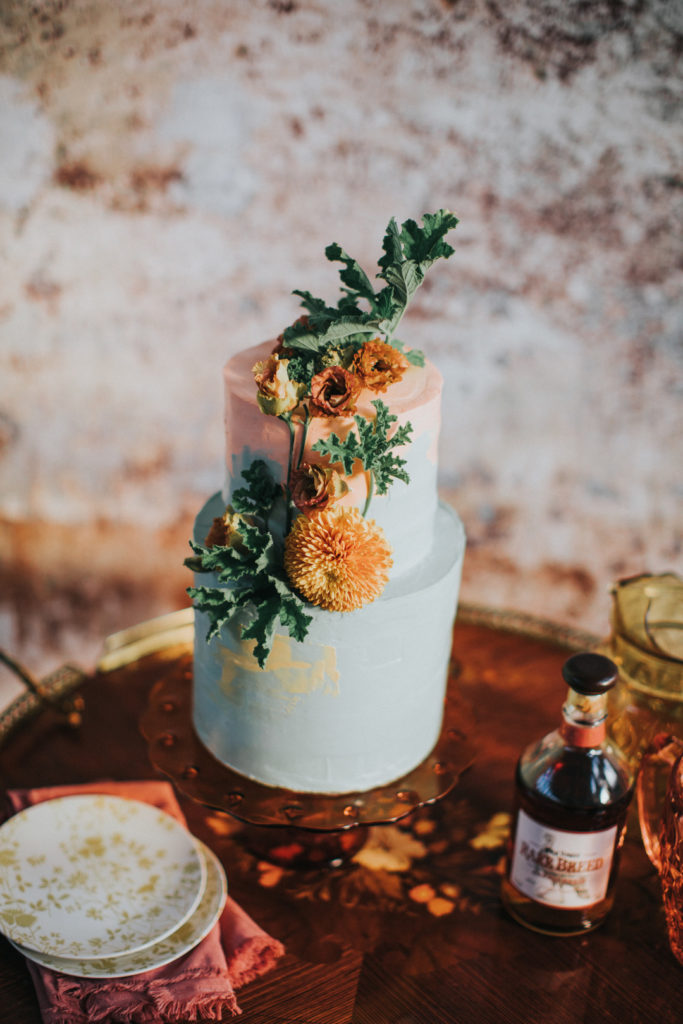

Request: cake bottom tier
left=192, top=495, right=466, bottom=794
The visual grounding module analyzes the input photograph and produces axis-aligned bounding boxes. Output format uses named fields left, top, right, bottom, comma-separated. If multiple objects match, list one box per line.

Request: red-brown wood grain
left=0, top=619, right=676, bottom=1024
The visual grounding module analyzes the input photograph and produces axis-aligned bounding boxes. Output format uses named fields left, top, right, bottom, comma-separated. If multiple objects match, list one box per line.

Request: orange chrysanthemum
left=284, top=508, right=393, bottom=612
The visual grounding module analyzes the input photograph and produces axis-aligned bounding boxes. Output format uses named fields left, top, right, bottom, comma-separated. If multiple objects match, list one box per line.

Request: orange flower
left=253, top=356, right=303, bottom=416
left=352, top=338, right=409, bottom=393
left=204, top=507, right=252, bottom=550
left=284, top=507, right=392, bottom=612
left=290, top=462, right=349, bottom=515
left=310, top=366, right=362, bottom=417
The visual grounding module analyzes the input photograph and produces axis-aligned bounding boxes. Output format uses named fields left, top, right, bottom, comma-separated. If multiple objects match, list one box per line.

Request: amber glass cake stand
left=134, top=610, right=476, bottom=861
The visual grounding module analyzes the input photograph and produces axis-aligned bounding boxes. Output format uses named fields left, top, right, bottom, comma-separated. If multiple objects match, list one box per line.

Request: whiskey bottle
left=501, top=652, right=634, bottom=935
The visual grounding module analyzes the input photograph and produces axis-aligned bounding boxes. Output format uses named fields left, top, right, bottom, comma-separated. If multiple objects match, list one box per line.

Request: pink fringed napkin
left=6, top=780, right=285, bottom=1024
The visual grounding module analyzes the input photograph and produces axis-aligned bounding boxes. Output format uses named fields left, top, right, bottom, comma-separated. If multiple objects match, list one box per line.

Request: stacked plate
left=0, top=794, right=227, bottom=978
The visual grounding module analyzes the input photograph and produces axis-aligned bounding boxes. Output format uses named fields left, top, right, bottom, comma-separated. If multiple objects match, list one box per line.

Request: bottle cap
left=562, top=652, right=619, bottom=695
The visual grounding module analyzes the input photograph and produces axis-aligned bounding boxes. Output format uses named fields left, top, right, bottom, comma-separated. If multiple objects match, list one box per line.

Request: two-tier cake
left=186, top=211, right=466, bottom=794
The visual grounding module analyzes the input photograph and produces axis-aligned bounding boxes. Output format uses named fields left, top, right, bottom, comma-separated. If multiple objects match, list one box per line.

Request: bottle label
left=509, top=809, right=617, bottom=909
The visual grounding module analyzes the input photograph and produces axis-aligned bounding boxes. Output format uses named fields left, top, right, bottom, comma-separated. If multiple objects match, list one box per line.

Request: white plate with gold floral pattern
left=0, top=795, right=206, bottom=958
left=10, top=839, right=227, bottom=978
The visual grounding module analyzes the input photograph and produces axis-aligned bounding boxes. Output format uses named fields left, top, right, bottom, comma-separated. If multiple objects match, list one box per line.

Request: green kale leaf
left=231, top=460, right=280, bottom=517
left=324, top=242, right=377, bottom=306
left=186, top=465, right=313, bottom=667
left=376, top=209, right=459, bottom=337
left=283, top=209, right=458, bottom=358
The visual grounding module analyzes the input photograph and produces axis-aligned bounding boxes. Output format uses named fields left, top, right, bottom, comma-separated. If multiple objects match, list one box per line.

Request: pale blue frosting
left=192, top=494, right=465, bottom=793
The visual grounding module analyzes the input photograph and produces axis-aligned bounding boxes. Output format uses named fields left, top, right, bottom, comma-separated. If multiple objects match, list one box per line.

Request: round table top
left=0, top=606, right=677, bottom=1024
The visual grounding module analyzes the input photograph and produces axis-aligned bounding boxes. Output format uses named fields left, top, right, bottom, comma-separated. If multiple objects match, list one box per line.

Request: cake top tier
left=186, top=210, right=459, bottom=667
left=223, top=339, right=444, bottom=579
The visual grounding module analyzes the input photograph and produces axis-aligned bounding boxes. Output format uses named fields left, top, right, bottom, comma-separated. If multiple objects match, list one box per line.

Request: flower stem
left=282, top=412, right=296, bottom=533
left=296, top=406, right=310, bottom=470
left=362, top=470, right=374, bottom=518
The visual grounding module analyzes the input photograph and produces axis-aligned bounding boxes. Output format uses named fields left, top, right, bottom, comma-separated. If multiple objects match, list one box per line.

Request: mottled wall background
left=1, top=0, right=682, bottom=689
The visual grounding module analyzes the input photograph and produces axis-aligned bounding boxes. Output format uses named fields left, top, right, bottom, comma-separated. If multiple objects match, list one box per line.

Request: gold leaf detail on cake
left=219, top=634, right=339, bottom=711
left=283, top=507, right=392, bottom=612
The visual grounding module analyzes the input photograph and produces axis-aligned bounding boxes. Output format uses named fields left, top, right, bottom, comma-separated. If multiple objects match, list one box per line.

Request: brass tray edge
left=0, top=665, right=87, bottom=747
left=97, top=602, right=600, bottom=672
left=101, top=608, right=195, bottom=654
left=97, top=624, right=194, bottom=673
left=457, top=602, right=601, bottom=652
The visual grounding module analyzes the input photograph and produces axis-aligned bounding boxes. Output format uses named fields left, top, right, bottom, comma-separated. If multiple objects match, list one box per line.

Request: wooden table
left=0, top=607, right=678, bottom=1024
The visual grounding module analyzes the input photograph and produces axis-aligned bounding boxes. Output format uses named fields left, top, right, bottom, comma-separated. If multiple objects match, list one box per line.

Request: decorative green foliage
left=324, top=242, right=377, bottom=305
left=186, top=468, right=312, bottom=668
left=231, top=460, right=280, bottom=516
left=312, top=399, right=413, bottom=496
left=282, top=209, right=458, bottom=357
left=376, top=209, right=458, bottom=337
left=380, top=210, right=457, bottom=270
left=284, top=351, right=318, bottom=390
left=283, top=312, right=375, bottom=354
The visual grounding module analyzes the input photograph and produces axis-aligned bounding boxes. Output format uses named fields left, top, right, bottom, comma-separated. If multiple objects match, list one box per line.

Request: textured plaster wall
left=1, top=0, right=682, bottom=684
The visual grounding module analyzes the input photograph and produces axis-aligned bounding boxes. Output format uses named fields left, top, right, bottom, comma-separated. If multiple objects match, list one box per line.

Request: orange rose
left=252, top=356, right=303, bottom=416
left=204, top=507, right=253, bottom=550
left=290, top=463, right=349, bottom=515
left=352, top=338, right=409, bottom=393
left=310, top=366, right=362, bottom=417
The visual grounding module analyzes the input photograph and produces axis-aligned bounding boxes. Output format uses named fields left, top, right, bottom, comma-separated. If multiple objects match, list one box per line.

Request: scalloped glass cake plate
left=10, top=839, right=227, bottom=979
left=0, top=795, right=206, bottom=959
left=140, top=653, right=477, bottom=831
